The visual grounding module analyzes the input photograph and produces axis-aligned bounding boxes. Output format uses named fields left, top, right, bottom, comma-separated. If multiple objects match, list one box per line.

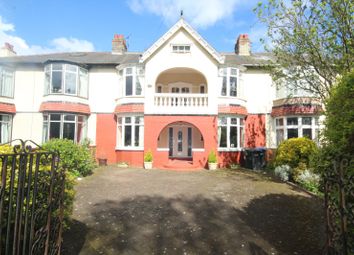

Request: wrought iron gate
left=324, top=158, right=354, bottom=255
left=0, top=140, right=65, bottom=255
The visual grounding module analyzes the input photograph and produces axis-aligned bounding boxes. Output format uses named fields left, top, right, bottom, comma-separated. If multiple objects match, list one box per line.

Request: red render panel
left=116, top=150, right=144, bottom=167
left=245, top=114, right=266, bottom=148
left=144, top=115, right=218, bottom=169
left=0, top=103, right=16, bottom=113
left=39, top=102, right=91, bottom=114
left=218, top=151, right=242, bottom=168
left=96, top=113, right=117, bottom=164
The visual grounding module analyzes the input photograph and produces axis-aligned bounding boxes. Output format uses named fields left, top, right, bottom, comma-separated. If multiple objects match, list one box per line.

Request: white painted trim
left=140, top=19, right=224, bottom=64
left=217, top=148, right=243, bottom=152
left=115, top=147, right=144, bottom=151
left=192, top=148, right=204, bottom=152
left=157, top=148, right=169, bottom=152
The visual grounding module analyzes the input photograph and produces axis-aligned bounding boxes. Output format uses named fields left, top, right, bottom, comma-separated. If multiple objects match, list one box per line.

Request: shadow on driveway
left=63, top=193, right=324, bottom=254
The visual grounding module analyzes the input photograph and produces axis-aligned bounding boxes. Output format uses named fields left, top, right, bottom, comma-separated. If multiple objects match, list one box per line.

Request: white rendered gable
left=140, top=18, right=224, bottom=64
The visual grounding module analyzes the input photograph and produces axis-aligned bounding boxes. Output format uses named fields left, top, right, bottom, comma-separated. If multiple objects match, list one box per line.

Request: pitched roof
left=0, top=52, right=141, bottom=66
left=223, top=52, right=274, bottom=66
left=140, top=18, right=225, bottom=64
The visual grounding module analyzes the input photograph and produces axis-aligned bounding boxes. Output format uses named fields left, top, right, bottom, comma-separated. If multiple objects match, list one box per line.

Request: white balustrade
left=154, top=93, right=208, bottom=109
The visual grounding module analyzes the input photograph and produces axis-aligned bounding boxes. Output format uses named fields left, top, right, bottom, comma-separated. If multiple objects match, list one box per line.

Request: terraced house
left=0, top=18, right=323, bottom=169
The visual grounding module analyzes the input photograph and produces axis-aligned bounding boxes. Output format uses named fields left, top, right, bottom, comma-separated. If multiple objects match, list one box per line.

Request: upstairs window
left=122, top=67, right=143, bottom=96
left=220, top=68, right=238, bottom=97
left=0, top=66, right=14, bottom=98
left=44, top=63, right=88, bottom=98
left=172, top=44, right=191, bottom=53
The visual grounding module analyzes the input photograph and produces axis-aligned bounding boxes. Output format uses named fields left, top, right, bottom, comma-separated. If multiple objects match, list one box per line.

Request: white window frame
left=0, top=114, right=12, bottom=143
left=44, top=63, right=89, bottom=98
left=122, top=67, right=143, bottom=97
left=171, top=44, right=191, bottom=53
left=220, top=67, right=239, bottom=97
left=0, top=66, right=15, bottom=98
left=218, top=116, right=244, bottom=151
left=275, top=116, right=320, bottom=145
left=116, top=115, right=144, bottom=150
left=42, top=113, right=87, bottom=143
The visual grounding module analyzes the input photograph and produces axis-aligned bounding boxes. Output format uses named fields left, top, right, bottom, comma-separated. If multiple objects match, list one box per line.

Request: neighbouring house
left=0, top=18, right=323, bottom=169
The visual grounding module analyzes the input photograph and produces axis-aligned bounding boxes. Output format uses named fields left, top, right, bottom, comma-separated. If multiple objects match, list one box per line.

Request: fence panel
left=0, top=140, right=65, bottom=255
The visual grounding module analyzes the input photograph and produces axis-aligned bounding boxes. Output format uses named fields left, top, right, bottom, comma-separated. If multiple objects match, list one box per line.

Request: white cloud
left=0, top=16, right=95, bottom=55
left=127, top=0, right=242, bottom=28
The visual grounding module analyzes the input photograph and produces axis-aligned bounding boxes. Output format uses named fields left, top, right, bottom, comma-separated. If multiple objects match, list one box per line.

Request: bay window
left=218, top=116, right=244, bottom=150
left=220, top=68, right=238, bottom=97
left=42, top=113, right=87, bottom=143
left=275, top=116, right=320, bottom=145
left=44, top=63, right=88, bottom=98
left=0, top=66, right=14, bottom=98
left=122, top=67, right=143, bottom=96
left=117, top=116, right=144, bottom=149
left=0, top=114, right=12, bottom=143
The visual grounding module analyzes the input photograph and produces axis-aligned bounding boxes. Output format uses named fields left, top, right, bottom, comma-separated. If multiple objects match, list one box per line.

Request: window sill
left=43, top=94, right=88, bottom=100
left=116, top=147, right=144, bottom=151
left=217, top=148, right=243, bottom=152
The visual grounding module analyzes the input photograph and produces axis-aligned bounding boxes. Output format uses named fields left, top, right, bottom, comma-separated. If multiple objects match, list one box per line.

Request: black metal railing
left=0, top=140, right=65, bottom=255
left=324, top=158, right=354, bottom=255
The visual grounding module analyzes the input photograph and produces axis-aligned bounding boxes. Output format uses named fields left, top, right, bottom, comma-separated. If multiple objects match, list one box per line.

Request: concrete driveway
left=62, top=167, right=325, bottom=255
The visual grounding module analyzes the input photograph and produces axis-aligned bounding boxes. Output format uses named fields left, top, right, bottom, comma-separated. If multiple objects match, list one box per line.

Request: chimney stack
left=0, top=43, right=17, bottom=57
left=112, top=34, right=127, bottom=54
left=235, top=34, right=250, bottom=56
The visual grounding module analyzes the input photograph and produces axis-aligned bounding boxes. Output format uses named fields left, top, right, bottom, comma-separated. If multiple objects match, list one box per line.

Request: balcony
left=146, top=93, right=211, bottom=115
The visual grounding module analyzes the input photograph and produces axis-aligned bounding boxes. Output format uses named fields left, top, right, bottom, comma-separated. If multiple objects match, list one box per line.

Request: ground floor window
left=117, top=115, right=144, bottom=149
left=218, top=116, right=244, bottom=150
left=0, top=114, right=12, bottom=143
left=275, top=116, right=320, bottom=145
left=43, top=113, right=87, bottom=143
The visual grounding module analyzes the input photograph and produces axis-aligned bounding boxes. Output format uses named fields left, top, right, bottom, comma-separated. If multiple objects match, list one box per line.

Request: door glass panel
left=178, top=131, right=183, bottom=152
left=188, top=128, right=192, bottom=157
left=169, top=128, right=173, bottom=157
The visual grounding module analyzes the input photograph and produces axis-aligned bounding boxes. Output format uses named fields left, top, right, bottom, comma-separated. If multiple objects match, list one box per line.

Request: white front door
left=169, top=126, right=192, bottom=158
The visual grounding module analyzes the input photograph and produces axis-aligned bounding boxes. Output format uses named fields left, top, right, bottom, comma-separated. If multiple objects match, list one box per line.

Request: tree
left=255, top=0, right=354, bottom=101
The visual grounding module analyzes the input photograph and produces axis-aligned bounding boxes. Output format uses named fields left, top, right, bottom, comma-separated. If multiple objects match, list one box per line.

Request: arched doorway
left=158, top=121, right=204, bottom=160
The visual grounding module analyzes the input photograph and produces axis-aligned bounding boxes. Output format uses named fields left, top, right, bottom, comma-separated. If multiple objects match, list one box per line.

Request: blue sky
left=0, top=0, right=266, bottom=55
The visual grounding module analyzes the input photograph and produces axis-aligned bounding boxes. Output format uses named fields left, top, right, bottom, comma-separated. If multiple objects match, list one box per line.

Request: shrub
left=144, top=150, right=153, bottom=162
left=42, top=139, right=96, bottom=177
left=296, top=169, right=320, bottom=194
left=274, top=164, right=292, bottom=181
left=274, top=137, right=318, bottom=169
left=208, top=150, right=217, bottom=163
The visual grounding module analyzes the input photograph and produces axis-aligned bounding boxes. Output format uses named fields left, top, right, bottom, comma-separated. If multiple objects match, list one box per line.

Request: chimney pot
left=0, top=42, right=16, bottom=57
left=112, top=34, right=127, bottom=54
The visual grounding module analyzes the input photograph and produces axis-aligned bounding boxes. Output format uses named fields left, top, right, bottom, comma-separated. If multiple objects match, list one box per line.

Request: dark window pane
left=200, top=86, right=205, bottom=93
left=134, top=126, right=140, bottom=146
left=303, top=128, right=312, bottom=139
left=229, top=76, right=237, bottom=97
left=124, top=126, right=132, bottom=146
left=49, top=122, right=60, bottom=139
left=221, top=77, right=227, bottom=96
left=219, top=126, right=227, bottom=147
left=230, top=126, right=238, bottom=148
left=51, top=72, right=62, bottom=93
left=64, top=115, right=75, bottom=121
left=302, top=117, right=312, bottom=125
left=50, top=114, right=61, bottom=121
left=77, top=122, right=83, bottom=143
left=287, top=128, right=298, bottom=139
left=240, top=126, right=244, bottom=147
left=287, top=117, right=298, bottom=125
left=63, top=123, right=75, bottom=140
left=157, top=86, right=162, bottom=93
left=178, top=131, right=183, bottom=152
left=126, top=76, right=133, bottom=96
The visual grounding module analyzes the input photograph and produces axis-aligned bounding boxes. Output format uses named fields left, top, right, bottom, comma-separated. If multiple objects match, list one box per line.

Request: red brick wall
left=116, top=150, right=144, bottom=167
left=245, top=114, right=266, bottom=148
left=218, top=105, right=247, bottom=115
left=144, top=115, right=218, bottom=168
left=96, top=113, right=117, bottom=164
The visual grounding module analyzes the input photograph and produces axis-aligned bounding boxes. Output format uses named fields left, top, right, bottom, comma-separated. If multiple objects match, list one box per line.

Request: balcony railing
left=154, top=93, right=208, bottom=108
